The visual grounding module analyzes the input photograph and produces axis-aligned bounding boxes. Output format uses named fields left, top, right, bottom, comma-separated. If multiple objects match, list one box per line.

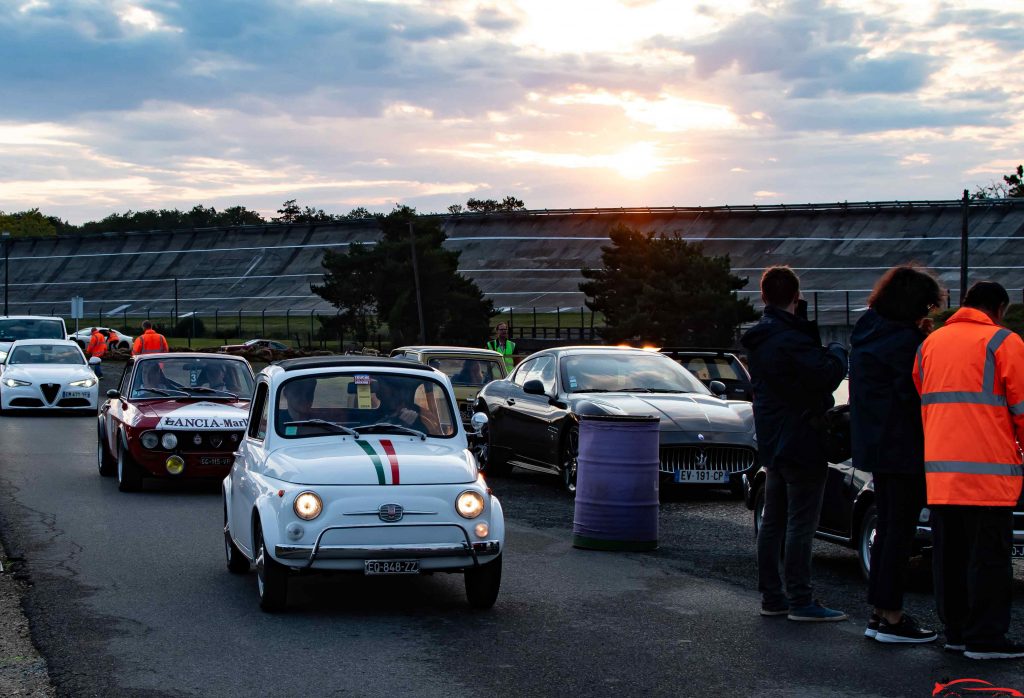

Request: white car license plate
left=675, top=470, right=728, bottom=483
left=1013, top=544, right=1023, bottom=558
left=199, top=457, right=233, bottom=466
left=61, top=391, right=89, bottom=399
left=365, top=560, right=420, bottom=575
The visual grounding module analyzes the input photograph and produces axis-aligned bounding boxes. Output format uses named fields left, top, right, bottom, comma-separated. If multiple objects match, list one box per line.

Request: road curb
left=0, top=540, right=55, bottom=697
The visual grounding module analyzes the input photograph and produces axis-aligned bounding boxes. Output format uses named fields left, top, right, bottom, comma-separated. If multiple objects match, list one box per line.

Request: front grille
left=10, top=398, right=43, bottom=407
left=659, top=445, right=756, bottom=475
left=40, top=384, right=60, bottom=404
left=57, top=398, right=90, bottom=407
left=176, top=431, right=242, bottom=452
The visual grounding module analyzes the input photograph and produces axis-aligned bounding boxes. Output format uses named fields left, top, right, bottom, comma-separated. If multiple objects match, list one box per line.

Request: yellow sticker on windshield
left=356, top=383, right=372, bottom=410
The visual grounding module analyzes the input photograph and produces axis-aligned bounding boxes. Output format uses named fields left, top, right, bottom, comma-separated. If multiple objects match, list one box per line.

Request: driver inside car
left=372, top=379, right=427, bottom=432
left=135, top=362, right=183, bottom=395
left=281, top=379, right=316, bottom=423
left=199, top=362, right=232, bottom=392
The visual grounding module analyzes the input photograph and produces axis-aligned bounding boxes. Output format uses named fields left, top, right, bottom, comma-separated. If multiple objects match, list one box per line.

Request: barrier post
left=261, top=308, right=266, bottom=338
left=337, top=310, right=342, bottom=352
left=285, top=309, right=290, bottom=343
left=214, top=310, right=219, bottom=337
left=238, top=309, right=242, bottom=339
left=556, top=306, right=560, bottom=339
left=845, top=291, right=851, bottom=327
left=814, top=292, right=819, bottom=321
left=310, top=310, right=315, bottom=349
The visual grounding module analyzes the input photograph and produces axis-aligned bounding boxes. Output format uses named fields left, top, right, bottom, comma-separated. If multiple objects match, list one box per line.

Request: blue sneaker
left=788, top=601, right=848, bottom=622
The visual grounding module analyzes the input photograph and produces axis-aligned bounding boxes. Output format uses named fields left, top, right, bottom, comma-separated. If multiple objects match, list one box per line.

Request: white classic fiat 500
left=222, top=356, right=504, bottom=612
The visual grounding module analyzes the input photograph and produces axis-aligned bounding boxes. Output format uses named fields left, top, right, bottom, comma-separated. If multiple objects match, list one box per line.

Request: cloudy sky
left=1, top=0, right=1022, bottom=223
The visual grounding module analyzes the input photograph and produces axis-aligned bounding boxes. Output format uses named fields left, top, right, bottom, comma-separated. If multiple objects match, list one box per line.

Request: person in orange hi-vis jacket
left=132, top=320, right=169, bottom=355
left=913, top=280, right=1024, bottom=660
left=85, top=327, right=107, bottom=377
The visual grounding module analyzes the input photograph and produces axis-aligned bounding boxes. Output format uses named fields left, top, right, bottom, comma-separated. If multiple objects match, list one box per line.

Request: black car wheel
left=117, top=437, right=143, bottom=492
left=255, top=521, right=288, bottom=612
left=858, top=504, right=877, bottom=582
left=561, top=427, right=579, bottom=495
left=224, top=503, right=249, bottom=574
left=97, top=420, right=116, bottom=477
left=464, top=554, right=502, bottom=609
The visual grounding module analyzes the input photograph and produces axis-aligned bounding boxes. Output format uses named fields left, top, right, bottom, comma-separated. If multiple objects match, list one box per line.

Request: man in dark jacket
left=741, top=265, right=848, bottom=621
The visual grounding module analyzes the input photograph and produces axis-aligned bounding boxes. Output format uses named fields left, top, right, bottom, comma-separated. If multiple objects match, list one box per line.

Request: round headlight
left=141, top=432, right=159, bottom=449
left=161, top=433, right=178, bottom=450
left=165, top=455, right=185, bottom=475
left=293, top=492, right=323, bottom=521
left=456, top=490, right=485, bottom=519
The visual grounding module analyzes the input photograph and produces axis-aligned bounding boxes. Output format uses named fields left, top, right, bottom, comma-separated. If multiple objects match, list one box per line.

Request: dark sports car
left=475, top=346, right=758, bottom=493
left=97, top=353, right=255, bottom=492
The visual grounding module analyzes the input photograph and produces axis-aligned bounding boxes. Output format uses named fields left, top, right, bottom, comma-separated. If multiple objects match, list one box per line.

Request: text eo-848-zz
left=222, top=356, right=504, bottom=612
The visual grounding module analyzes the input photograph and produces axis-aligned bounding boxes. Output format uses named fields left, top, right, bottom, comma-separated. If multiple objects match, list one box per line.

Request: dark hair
left=868, top=265, right=942, bottom=323
left=142, top=320, right=153, bottom=330
left=760, top=266, right=800, bottom=307
left=963, top=281, right=1009, bottom=314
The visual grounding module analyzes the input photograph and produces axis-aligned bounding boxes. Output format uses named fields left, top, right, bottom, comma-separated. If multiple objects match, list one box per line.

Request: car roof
left=393, top=346, right=503, bottom=358
left=0, top=315, right=66, bottom=321
left=542, top=346, right=671, bottom=356
left=134, top=352, right=248, bottom=362
left=9, top=338, right=80, bottom=347
left=274, top=356, right=436, bottom=372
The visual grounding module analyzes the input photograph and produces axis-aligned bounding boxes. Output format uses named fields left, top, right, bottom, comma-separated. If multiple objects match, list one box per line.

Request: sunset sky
left=1, top=0, right=1022, bottom=223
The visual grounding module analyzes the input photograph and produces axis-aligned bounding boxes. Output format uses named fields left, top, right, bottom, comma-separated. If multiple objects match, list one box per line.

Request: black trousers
left=930, top=505, right=1014, bottom=645
left=867, top=472, right=926, bottom=611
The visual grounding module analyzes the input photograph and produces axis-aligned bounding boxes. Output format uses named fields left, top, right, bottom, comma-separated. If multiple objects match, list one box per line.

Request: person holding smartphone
left=741, top=265, right=849, bottom=622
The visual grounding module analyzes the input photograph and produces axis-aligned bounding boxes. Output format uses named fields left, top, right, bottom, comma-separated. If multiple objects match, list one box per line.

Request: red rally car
left=97, top=353, right=255, bottom=492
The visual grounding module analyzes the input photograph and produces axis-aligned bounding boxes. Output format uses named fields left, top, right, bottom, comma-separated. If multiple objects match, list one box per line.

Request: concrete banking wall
left=4, top=199, right=1024, bottom=328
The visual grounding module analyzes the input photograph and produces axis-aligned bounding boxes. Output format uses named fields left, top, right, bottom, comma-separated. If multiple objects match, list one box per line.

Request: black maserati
left=474, top=346, right=758, bottom=494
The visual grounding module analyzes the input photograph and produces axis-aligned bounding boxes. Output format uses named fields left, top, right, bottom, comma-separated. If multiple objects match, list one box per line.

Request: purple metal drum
left=572, top=414, right=660, bottom=551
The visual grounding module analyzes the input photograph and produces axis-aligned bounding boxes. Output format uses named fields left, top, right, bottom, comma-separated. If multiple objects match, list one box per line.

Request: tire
left=858, top=504, right=877, bottom=582
left=464, top=554, right=502, bottom=609
left=97, top=421, right=116, bottom=476
left=255, top=521, right=288, bottom=612
left=484, top=413, right=512, bottom=476
left=561, top=427, right=579, bottom=495
left=224, top=503, right=250, bottom=574
left=117, top=437, right=144, bottom=492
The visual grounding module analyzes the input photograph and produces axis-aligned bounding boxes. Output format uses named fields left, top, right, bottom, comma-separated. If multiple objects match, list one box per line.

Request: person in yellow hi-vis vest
left=487, top=322, right=516, bottom=372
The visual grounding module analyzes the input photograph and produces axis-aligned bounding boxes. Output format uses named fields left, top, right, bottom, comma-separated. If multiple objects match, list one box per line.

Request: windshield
left=276, top=372, right=457, bottom=439
left=8, top=344, right=85, bottom=365
left=560, top=353, right=709, bottom=394
left=0, top=319, right=65, bottom=342
left=427, top=357, right=504, bottom=386
left=131, top=358, right=254, bottom=399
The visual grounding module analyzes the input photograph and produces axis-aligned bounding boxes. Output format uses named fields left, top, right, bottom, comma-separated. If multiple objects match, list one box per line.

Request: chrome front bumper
left=274, top=522, right=500, bottom=569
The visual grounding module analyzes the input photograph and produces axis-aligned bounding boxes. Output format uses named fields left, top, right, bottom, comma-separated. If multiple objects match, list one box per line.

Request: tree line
left=0, top=196, right=527, bottom=238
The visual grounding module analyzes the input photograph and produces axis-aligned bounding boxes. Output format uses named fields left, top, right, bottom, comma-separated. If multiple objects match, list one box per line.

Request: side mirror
left=523, top=379, right=546, bottom=396
left=89, top=356, right=102, bottom=365
left=709, top=380, right=727, bottom=397
left=106, top=389, right=120, bottom=399
left=470, top=411, right=489, bottom=435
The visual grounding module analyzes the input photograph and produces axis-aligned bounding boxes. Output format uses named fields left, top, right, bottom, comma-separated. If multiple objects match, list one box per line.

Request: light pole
left=2, top=231, right=10, bottom=316
left=408, top=221, right=426, bottom=344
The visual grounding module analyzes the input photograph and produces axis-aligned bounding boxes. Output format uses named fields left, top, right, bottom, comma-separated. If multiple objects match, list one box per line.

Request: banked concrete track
left=5, top=199, right=1024, bottom=326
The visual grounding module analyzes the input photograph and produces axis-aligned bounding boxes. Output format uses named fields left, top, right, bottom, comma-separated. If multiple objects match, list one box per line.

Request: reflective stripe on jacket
left=913, top=307, right=1024, bottom=507
left=86, top=332, right=107, bottom=358
left=132, top=329, right=169, bottom=355
left=487, top=339, right=516, bottom=371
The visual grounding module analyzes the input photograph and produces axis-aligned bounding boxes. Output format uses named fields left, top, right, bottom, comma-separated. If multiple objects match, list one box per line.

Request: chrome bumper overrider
left=274, top=522, right=500, bottom=569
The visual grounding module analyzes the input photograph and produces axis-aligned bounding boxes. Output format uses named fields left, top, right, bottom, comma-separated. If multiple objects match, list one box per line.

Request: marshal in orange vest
left=913, top=306, right=1024, bottom=507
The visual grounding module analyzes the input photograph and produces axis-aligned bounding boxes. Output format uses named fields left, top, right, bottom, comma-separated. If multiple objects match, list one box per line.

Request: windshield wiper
left=571, top=388, right=613, bottom=393
left=613, top=388, right=684, bottom=393
left=187, top=386, right=240, bottom=399
left=354, top=422, right=427, bottom=440
left=283, top=419, right=360, bottom=438
left=137, top=387, right=190, bottom=397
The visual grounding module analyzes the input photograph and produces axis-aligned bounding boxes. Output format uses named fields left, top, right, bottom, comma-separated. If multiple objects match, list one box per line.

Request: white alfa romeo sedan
left=0, top=339, right=99, bottom=412
left=223, top=356, right=504, bottom=612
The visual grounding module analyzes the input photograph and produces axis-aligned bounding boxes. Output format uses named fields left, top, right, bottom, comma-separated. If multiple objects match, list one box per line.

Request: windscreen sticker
left=285, top=426, right=298, bottom=436
left=156, top=401, right=248, bottom=430
left=354, top=374, right=371, bottom=385
left=356, top=383, right=373, bottom=410
left=568, top=376, right=578, bottom=389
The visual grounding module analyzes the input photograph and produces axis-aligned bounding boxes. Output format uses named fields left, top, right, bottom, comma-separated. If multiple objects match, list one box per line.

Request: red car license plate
left=199, top=457, right=233, bottom=466
left=364, top=560, right=420, bottom=575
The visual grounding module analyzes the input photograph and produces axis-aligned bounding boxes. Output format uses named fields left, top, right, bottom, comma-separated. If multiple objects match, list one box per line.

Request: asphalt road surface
left=0, top=402, right=1022, bottom=696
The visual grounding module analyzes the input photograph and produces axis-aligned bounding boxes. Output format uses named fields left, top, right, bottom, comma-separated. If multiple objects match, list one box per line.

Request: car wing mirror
left=709, top=380, right=727, bottom=397
left=523, top=379, right=546, bottom=396
left=470, top=411, right=488, bottom=436
left=106, top=389, right=120, bottom=399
